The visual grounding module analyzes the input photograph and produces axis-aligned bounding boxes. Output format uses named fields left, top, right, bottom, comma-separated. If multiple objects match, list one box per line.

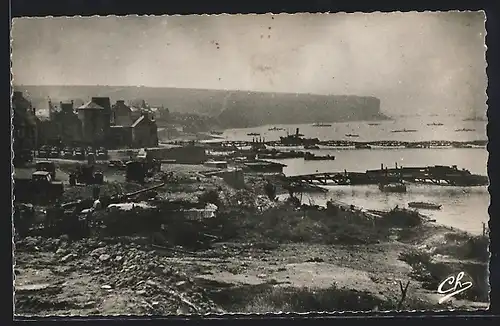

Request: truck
left=35, top=161, right=57, bottom=180
left=14, top=171, right=64, bottom=204
left=69, top=164, right=104, bottom=186
left=126, top=161, right=147, bottom=183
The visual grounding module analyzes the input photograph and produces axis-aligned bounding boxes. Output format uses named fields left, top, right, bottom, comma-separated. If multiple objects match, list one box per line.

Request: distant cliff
left=216, top=92, right=386, bottom=128
left=14, top=85, right=388, bottom=128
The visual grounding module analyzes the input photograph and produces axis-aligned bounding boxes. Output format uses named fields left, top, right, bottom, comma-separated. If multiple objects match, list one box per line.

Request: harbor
left=286, top=164, right=488, bottom=187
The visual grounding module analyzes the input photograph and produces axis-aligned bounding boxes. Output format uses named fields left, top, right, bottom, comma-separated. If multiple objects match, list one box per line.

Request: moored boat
left=303, top=152, right=335, bottom=161
left=355, top=143, right=371, bottom=149
left=408, top=201, right=442, bottom=210
left=379, top=182, right=407, bottom=193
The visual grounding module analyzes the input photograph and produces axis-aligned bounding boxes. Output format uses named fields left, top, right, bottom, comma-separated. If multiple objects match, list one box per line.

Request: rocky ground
left=13, top=162, right=490, bottom=316
left=14, top=222, right=489, bottom=316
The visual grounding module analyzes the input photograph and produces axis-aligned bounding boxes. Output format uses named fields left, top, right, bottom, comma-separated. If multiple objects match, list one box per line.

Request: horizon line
left=13, top=84, right=379, bottom=98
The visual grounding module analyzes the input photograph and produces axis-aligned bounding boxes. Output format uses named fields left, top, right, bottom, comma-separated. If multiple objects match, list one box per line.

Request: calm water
left=220, top=117, right=489, bottom=235
left=270, top=148, right=489, bottom=235
left=216, top=116, right=487, bottom=143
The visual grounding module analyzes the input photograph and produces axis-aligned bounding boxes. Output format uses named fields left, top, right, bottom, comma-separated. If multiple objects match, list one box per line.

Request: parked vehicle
left=38, top=145, right=51, bottom=158
left=35, top=161, right=57, bottom=180
left=49, top=146, right=60, bottom=158
left=86, top=147, right=96, bottom=156
left=62, top=147, right=74, bottom=159
left=73, top=147, right=85, bottom=160
left=96, top=147, right=108, bottom=160
left=108, top=160, right=126, bottom=170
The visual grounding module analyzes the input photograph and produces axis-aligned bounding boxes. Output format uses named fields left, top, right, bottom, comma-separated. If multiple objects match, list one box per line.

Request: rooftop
left=78, top=101, right=104, bottom=110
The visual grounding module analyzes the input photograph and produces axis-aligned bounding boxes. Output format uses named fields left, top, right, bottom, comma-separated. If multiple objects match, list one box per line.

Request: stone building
left=77, top=97, right=111, bottom=146
left=12, top=91, right=37, bottom=165
left=50, top=101, right=82, bottom=145
left=112, top=100, right=133, bottom=126
left=131, top=112, right=159, bottom=148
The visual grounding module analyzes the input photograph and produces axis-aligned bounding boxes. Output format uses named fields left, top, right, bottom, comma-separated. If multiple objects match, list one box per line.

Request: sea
left=215, top=116, right=490, bottom=235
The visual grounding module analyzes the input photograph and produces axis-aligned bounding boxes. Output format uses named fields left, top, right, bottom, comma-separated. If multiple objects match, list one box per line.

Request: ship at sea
left=455, top=128, right=476, bottom=132
left=312, top=122, right=332, bottom=127
left=210, top=130, right=224, bottom=135
left=247, top=132, right=261, bottom=136
left=391, top=128, right=418, bottom=133
left=427, top=122, right=444, bottom=126
left=280, top=128, right=319, bottom=146
left=268, top=127, right=284, bottom=131
left=368, top=123, right=380, bottom=126
left=345, top=133, right=359, bottom=138
left=463, top=117, right=487, bottom=122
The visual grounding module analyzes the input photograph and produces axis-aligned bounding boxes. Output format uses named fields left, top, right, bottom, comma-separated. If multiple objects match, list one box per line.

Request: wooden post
left=397, top=280, right=410, bottom=310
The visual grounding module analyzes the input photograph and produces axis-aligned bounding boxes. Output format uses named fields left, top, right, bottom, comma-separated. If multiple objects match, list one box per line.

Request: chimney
left=32, top=107, right=36, bottom=116
left=296, top=128, right=299, bottom=136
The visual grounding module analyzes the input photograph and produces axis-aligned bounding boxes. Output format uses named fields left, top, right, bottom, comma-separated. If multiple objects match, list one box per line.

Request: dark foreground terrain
left=14, top=164, right=489, bottom=316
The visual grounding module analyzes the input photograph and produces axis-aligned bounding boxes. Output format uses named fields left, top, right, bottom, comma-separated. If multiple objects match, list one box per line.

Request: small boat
left=427, top=122, right=444, bottom=126
left=368, top=123, right=380, bottom=126
left=391, top=128, right=417, bottom=133
left=455, top=128, right=476, bottom=132
left=247, top=132, right=261, bottom=136
left=452, top=143, right=474, bottom=148
left=408, top=201, right=442, bottom=210
left=312, top=123, right=332, bottom=127
left=210, top=130, right=224, bottom=135
left=304, top=144, right=320, bottom=150
left=345, top=133, right=359, bottom=138
left=304, top=152, right=335, bottom=161
left=463, top=117, right=486, bottom=121
left=355, top=143, right=371, bottom=149
left=379, top=182, right=407, bottom=193
left=268, top=127, right=284, bottom=131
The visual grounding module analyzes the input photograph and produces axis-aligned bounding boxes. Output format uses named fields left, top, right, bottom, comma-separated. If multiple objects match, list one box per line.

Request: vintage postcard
left=11, top=12, right=489, bottom=316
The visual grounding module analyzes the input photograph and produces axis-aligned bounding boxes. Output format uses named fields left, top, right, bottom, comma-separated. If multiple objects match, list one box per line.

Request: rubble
left=15, top=236, right=224, bottom=315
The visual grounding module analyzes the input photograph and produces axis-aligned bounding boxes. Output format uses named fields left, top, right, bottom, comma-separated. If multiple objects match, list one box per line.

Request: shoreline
left=13, top=169, right=489, bottom=315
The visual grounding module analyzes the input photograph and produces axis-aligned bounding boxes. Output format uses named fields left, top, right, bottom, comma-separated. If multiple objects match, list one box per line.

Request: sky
left=11, top=12, right=487, bottom=117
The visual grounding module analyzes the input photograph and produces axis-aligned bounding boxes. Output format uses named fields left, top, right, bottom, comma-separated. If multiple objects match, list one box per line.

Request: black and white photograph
left=11, top=12, right=489, bottom=316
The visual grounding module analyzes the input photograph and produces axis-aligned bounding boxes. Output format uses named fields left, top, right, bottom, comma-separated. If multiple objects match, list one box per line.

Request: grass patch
left=399, top=249, right=489, bottom=302
left=206, top=283, right=436, bottom=313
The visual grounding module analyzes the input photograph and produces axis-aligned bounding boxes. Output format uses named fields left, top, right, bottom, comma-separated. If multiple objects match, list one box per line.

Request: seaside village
left=12, top=90, right=490, bottom=315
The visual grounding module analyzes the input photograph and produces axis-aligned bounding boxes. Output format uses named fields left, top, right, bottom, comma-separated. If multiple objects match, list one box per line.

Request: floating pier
left=286, top=164, right=488, bottom=187
left=170, top=139, right=487, bottom=150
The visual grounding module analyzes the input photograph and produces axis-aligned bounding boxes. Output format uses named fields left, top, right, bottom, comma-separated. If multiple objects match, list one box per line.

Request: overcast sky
left=11, top=12, right=486, bottom=117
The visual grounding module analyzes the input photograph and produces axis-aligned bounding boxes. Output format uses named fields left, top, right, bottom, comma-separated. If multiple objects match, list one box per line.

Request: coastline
left=14, top=171, right=489, bottom=315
